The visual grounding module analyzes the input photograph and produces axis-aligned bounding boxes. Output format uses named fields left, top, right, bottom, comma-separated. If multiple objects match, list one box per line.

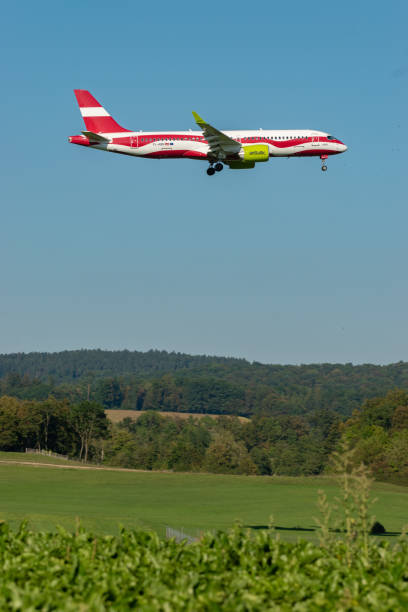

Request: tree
left=0, top=396, right=42, bottom=451
left=359, top=390, right=408, bottom=431
left=250, top=447, right=273, bottom=475
left=384, top=431, right=408, bottom=474
left=102, top=427, right=139, bottom=468
left=95, top=378, right=123, bottom=409
left=392, top=405, right=408, bottom=431
left=70, top=401, right=107, bottom=461
left=30, top=398, right=74, bottom=452
left=204, top=431, right=257, bottom=475
left=0, top=396, right=25, bottom=450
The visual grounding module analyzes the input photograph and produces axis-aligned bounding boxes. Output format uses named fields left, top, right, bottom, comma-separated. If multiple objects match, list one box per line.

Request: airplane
left=69, top=90, right=347, bottom=176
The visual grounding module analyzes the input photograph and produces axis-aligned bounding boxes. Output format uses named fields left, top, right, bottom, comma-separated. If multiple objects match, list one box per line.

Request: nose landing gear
left=320, top=155, right=328, bottom=172
left=206, top=162, right=224, bottom=176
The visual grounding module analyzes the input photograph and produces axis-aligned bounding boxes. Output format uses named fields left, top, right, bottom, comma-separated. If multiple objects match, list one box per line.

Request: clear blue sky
left=1, top=1, right=407, bottom=364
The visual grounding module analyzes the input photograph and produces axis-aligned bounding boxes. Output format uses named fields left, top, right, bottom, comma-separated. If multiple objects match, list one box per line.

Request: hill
left=1, top=349, right=408, bottom=417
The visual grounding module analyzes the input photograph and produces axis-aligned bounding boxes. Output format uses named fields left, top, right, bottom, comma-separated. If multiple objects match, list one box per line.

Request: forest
left=1, top=350, right=407, bottom=482
left=1, top=349, right=408, bottom=417
left=0, top=387, right=407, bottom=483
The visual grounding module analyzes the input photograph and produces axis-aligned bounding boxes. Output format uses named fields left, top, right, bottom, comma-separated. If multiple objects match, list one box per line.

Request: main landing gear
left=320, top=155, right=328, bottom=172
left=206, top=162, right=224, bottom=176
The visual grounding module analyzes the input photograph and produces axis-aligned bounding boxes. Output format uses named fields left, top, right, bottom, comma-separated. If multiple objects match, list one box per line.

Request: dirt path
left=0, top=460, right=153, bottom=473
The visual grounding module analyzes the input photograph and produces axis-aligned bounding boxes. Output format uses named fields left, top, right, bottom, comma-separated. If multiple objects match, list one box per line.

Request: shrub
left=370, top=521, right=386, bottom=535
left=0, top=522, right=407, bottom=610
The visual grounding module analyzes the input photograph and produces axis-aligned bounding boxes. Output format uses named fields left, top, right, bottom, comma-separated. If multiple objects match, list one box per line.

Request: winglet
left=192, top=111, right=206, bottom=127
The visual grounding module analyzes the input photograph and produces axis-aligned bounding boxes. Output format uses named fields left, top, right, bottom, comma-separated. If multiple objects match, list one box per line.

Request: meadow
left=0, top=455, right=406, bottom=540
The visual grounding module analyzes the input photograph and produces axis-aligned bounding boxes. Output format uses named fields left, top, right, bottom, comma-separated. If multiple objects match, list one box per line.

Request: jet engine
left=239, top=144, right=269, bottom=162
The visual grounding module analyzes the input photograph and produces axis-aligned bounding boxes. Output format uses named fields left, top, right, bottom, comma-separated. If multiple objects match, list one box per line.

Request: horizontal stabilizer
left=82, top=131, right=110, bottom=143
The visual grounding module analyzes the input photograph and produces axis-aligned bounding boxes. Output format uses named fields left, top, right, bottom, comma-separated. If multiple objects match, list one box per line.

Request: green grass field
left=0, top=454, right=406, bottom=541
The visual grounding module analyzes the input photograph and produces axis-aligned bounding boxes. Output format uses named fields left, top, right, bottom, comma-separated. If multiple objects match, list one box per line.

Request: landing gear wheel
left=207, top=166, right=215, bottom=176
left=321, top=165, right=327, bottom=172
left=214, top=162, right=223, bottom=172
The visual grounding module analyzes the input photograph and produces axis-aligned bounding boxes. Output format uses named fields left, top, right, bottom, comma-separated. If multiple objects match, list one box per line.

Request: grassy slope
left=0, top=458, right=406, bottom=540
left=0, top=452, right=83, bottom=466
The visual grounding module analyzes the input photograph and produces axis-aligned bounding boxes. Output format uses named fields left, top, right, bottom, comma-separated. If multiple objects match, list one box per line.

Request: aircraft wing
left=192, top=112, right=241, bottom=158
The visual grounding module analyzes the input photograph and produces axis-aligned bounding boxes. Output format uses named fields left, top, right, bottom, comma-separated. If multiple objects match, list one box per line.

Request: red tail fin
left=73, top=90, right=129, bottom=133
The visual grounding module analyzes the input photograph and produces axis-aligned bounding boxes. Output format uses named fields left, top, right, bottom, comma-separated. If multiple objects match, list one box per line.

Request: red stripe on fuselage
left=292, top=149, right=342, bottom=157
left=105, top=134, right=343, bottom=161
left=139, top=148, right=338, bottom=159
left=111, top=134, right=341, bottom=149
left=141, top=150, right=207, bottom=159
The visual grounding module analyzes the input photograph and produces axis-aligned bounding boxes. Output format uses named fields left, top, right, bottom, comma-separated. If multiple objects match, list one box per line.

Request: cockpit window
left=327, top=135, right=335, bottom=140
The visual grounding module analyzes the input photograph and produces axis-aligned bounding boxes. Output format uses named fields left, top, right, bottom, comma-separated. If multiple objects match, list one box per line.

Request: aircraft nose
left=341, top=143, right=348, bottom=152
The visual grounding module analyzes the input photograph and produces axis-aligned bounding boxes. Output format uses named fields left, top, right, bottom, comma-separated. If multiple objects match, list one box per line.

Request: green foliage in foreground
left=0, top=522, right=407, bottom=611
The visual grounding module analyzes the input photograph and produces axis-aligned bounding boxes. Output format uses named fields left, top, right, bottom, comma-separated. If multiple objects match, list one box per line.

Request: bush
left=370, top=521, right=386, bottom=535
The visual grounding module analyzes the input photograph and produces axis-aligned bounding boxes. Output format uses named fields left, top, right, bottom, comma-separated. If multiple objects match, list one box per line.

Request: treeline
left=0, top=394, right=340, bottom=476
left=103, top=409, right=341, bottom=476
left=1, top=389, right=408, bottom=482
left=2, top=350, right=408, bottom=417
left=0, top=397, right=107, bottom=462
left=3, top=368, right=408, bottom=420
left=343, top=389, right=408, bottom=485
left=0, top=349, right=237, bottom=381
